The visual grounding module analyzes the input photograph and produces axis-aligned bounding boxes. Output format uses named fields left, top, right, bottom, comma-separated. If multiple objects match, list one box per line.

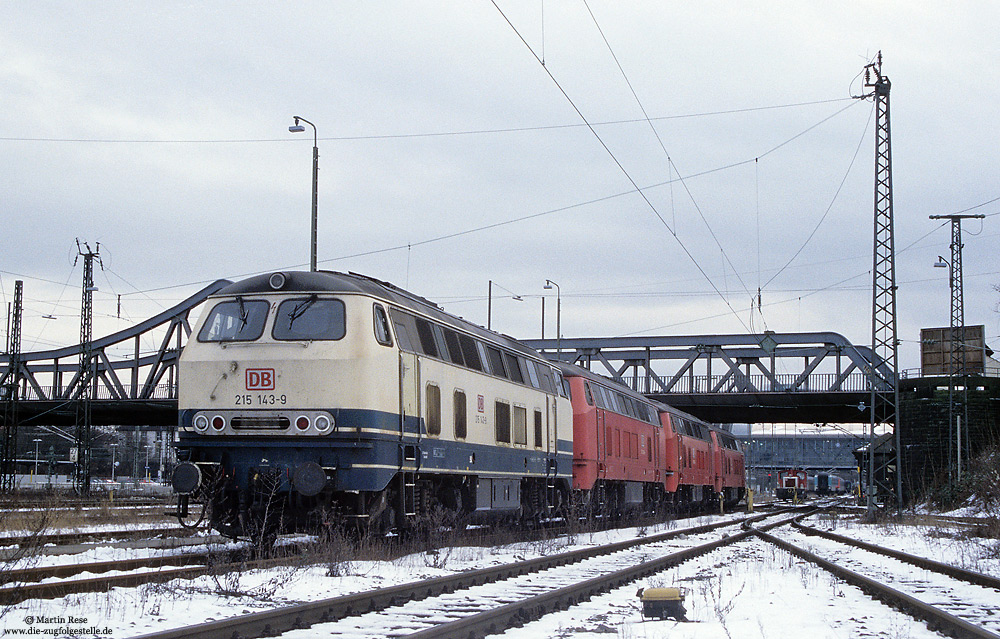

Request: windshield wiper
left=286, top=295, right=317, bottom=330
left=235, top=296, right=249, bottom=331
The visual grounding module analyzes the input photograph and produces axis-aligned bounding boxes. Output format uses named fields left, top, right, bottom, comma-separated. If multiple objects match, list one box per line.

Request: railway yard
left=0, top=497, right=997, bottom=639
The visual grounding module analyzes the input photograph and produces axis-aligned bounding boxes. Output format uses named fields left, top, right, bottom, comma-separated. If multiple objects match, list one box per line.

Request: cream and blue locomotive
left=171, top=271, right=573, bottom=541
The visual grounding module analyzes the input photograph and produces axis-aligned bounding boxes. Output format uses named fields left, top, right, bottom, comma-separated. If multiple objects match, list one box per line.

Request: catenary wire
left=492, top=0, right=756, bottom=331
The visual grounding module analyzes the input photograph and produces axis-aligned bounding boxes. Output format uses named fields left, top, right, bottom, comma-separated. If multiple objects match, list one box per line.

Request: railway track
left=0, top=525, right=199, bottom=548
left=755, top=519, right=1000, bottom=639
left=0, top=551, right=215, bottom=605
left=131, top=507, right=809, bottom=639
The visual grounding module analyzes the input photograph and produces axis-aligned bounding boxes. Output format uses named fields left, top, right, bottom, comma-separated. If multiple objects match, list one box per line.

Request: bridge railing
left=623, top=371, right=873, bottom=394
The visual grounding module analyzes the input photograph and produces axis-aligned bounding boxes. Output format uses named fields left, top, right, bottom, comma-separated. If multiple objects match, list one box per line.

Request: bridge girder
left=524, top=332, right=889, bottom=424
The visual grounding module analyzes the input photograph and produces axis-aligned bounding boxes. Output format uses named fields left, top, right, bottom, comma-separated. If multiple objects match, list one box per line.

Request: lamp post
left=289, top=116, right=319, bottom=272
left=32, top=438, right=41, bottom=484
left=487, top=280, right=522, bottom=330
left=110, top=443, right=118, bottom=483
left=144, top=445, right=150, bottom=481
left=544, top=279, right=561, bottom=358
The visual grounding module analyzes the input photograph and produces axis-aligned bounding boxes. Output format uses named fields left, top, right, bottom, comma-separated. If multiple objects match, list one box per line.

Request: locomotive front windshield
left=198, top=298, right=269, bottom=342
left=273, top=297, right=346, bottom=341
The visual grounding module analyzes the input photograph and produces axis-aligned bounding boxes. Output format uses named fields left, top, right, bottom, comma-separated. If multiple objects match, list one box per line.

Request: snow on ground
left=1, top=511, right=997, bottom=639
left=807, top=511, right=1000, bottom=576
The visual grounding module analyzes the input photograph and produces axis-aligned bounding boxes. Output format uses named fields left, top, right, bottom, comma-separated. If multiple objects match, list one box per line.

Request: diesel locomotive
left=171, top=270, right=745, bottom=542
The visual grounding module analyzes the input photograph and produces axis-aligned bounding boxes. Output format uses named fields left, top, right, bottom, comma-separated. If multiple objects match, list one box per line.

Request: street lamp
left=544, top=279, right=561, bottom=358
left=110, top=443, right=118, bottom=483
left=289, top=116, right=319, bottom=272
left=487, top=280, right=522, bottom=330
left=32, top=438, right=41, bottom=484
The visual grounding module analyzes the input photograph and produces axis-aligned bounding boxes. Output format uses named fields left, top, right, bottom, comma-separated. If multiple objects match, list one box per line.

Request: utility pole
left=860, top=52, right=902, bottom=514
left=74, top=240, right=101, bottom=495
left=1, top=281, right=23, bottom=493
left=929, top=213, right=984, bottom=482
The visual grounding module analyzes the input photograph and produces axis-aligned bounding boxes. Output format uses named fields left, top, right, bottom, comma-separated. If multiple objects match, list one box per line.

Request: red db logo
left=246, top=369, right=275, bottom=391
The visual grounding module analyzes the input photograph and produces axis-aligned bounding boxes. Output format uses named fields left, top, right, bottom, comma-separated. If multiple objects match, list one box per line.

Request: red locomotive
left=776, top=468, right=807, bottom=500
left=559, top=363, right=745, bottom=515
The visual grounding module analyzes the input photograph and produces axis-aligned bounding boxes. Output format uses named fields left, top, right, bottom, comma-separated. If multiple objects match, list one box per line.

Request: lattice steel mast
left=929, top=213, right=984, bottom=481
left=1, top=281, right=24, bottom=492
left=74, top=241, right=101, bottom=495
left=863, top=53, right=903, bottom=512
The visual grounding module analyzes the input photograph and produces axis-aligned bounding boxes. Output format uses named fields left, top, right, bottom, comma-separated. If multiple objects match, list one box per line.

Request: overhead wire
left=762, top=101, right=875, bottom=289
left=492, top=0, right=754, bottom=332
left=0, top=99, right=854, bottom=145
left=583, top=1, right=765, bottom=305
left=582, top=0, right=758, bottom=321
left=96, top=98, right=867, bottom=305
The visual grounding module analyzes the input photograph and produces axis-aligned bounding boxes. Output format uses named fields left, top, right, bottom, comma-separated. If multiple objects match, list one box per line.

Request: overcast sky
left=2, top=2, right=999, bottom=373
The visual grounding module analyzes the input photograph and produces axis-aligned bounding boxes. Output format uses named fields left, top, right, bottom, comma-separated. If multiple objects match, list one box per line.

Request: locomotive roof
left=214, top=270, right=545, bottom=362
left=553, top=360, right=720, bottom=429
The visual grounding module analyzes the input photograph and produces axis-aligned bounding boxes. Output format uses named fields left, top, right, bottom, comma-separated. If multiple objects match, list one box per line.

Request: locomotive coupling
left=172, top=461, right=203, bottom=495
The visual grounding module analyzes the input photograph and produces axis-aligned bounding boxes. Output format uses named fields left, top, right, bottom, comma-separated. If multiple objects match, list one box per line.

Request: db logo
left=246, top=368, right=275, bottom=391
left=477, top=394, right=485, bottom=413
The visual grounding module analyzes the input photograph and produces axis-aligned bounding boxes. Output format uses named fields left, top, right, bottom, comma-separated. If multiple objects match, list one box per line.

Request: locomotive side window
left=425, top=383, right=441, bottom=436
left=431, top=324, right=450, bottom=361
left=458, top=333, right=483, bottom=371
left=495, top=400, right=511, bottom=444
left=273, top=298, right=346, bottom=341
left=503, top=352, right=524, bottom=384
left=393, top=322, right=414, bottom=351
left=555, top=370, right=570, bottom=398
left=373, top=304, right=393, bottom=346
left=584, top=383, right=594, bottom=406
left=485, top=346, right=507, bottom=379
left=414, top=317, right=439, bottom=358
left=596, top=385, right=607, bottom=408
left=476, top=342, right=490, bottom=372
left=592, top=385, right=607, bottom=409
left=443, top=328, right=465, bottom=367
left=198, top=298, right=269, bottom=342
left=524, top=360, right=541, bottom=389
left=622, top=396, right=637, bottom=419
left=513, top=405, right=527, bottom=446
left=537, top=366, right=554, bottom=394
left=454, top=390, right=467, bottom=439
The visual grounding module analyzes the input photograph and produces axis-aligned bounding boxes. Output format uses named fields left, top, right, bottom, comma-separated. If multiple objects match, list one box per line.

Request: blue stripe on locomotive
left=179, top=408, right=572, bottom=494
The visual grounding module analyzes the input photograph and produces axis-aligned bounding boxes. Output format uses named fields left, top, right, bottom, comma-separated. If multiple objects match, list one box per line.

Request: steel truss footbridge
left=524, top=334, right=888, bottom=424
left=1, top=277, right=891, bottom=427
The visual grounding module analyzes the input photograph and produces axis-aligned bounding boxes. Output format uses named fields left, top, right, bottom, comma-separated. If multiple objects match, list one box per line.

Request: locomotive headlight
left=268, top=272, right=288, bottom=290
left=211, top=415, right=226, bottom=431
left=314, top=414, right=333, bottom=433
left=193, top=414, right=209, bottom=432
left=295, top=415, right=311, bottom=431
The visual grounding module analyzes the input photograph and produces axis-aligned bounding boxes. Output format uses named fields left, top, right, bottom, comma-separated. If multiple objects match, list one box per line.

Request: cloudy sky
left=2, top=2, right=999, bottom=372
